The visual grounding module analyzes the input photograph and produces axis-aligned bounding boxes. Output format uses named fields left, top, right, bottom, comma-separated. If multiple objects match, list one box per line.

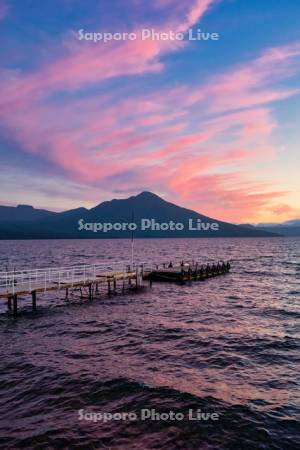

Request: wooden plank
left=0, top=271, right=138, bottom=299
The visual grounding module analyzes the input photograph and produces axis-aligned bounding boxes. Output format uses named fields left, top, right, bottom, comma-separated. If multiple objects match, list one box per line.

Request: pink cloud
left=168, top=173, right=287, bottom=223
left=0, top=1, right=216, bottom=107
left=270, top=203, right=300, bottom=217
left=182, top=0, right=215, bottom=29
left=178, top=42, right=300, bottom=117
left=1, top=1, right=300, bottom=222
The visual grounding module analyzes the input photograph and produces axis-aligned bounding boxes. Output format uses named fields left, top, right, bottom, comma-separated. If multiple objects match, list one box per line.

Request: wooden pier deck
left=143, top=262, right=231, bottom=283
left=0, top=260, right=230, bottom=317
left=0, top=262, right=143, bottom=317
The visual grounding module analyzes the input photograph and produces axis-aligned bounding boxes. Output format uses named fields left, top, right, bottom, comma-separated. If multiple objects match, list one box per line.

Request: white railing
left=0, top=260, right=144, bottom=295
left=0, top=259, right=216, bottom=295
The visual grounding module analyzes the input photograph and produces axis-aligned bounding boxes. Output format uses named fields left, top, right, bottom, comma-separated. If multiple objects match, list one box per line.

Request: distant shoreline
left=0, top=235, right=289, bottom=241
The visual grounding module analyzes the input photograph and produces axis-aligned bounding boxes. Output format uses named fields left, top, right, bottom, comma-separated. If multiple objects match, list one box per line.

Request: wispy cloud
left=0, top=0, right=300, bottom=221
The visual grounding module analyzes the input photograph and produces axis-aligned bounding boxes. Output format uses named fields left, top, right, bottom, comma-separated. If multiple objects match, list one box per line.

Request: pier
left=0, top=260, right=230, bottom=317
left=144, top=261, right=230, bottom=283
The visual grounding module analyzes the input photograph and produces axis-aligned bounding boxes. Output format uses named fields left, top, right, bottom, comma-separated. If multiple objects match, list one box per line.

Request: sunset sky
left=0, top=0, right=299, bottom=223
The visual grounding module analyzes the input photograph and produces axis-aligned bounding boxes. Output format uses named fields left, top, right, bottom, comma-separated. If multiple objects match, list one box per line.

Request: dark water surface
left=0, top=238, right=299, bottom=449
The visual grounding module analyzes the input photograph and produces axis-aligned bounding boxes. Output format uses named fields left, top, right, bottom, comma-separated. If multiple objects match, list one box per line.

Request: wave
left=0, top=371, right=299, bottom=450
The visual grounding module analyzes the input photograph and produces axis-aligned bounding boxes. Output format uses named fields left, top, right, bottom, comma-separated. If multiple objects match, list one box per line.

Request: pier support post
left=135, top=269, right=138, bottom=289
left=13, top=294, right=18, bottom=318
left=149, top=278, right=153, bottom=288
left=7, top=296, right=12, bottom=312
left=108, top=279, right=111, bottom=295
left=88, top=284, right=93, bottom=300
left=65, top=287, right=69, bottom=300
left=113, top=277, right=117, bottom=294
left=32, top=290, right=37, bottom=311
left=122, top=276, right=125, bottom=294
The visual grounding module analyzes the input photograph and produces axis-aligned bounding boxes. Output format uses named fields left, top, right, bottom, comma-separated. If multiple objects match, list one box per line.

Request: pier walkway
left=0, top=260, right=230, bottom=317
left=0, top=261, right=143, bottom=317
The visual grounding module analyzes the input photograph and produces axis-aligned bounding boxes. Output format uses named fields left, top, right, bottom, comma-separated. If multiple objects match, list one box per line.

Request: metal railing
left=0, top=259, right=223, bottom=295
left=0, top=260, right=144, bottom=295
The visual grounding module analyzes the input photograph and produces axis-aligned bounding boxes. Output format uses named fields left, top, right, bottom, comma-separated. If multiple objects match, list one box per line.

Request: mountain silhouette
left=241, top=222, right=300, bottom=236
left=0, top=191, right=281, bottom=239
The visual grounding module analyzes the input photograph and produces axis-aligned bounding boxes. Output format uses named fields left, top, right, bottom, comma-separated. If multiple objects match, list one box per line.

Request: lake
left=0, top=238, right=299, bottom=449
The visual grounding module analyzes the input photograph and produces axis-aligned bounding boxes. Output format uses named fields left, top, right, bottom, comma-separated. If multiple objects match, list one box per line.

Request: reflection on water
left=0, top=238, right=299, bottom=449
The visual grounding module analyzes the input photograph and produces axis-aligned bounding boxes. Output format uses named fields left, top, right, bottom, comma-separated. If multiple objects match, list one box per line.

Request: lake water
left=0, top=238, right=299, bottom=449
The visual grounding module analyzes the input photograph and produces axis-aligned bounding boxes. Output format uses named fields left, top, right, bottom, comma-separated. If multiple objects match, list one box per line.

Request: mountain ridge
left=241, top=222, right=300, bottom=237
left=0, top=192, right=282, bottom=239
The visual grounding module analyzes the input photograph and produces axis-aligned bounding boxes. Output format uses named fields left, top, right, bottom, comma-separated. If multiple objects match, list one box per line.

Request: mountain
left=253, top=218, right=300, bottom=227
left=241, top=220, right=300, bottom=237
left=0, top=204, right=56, bottom=222
left=283, top=219, right=300, bottom=226
left=0, top=191, right=281, bottom=239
